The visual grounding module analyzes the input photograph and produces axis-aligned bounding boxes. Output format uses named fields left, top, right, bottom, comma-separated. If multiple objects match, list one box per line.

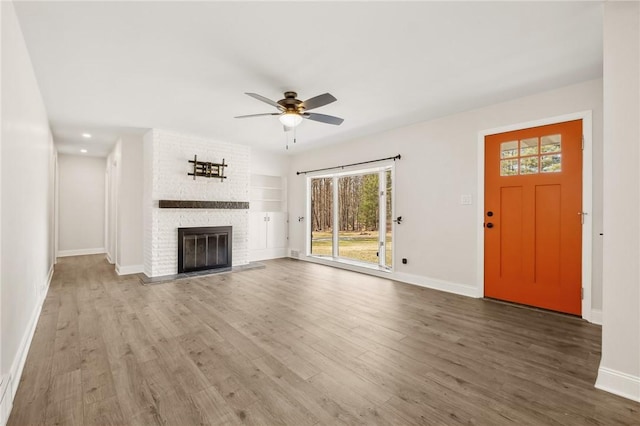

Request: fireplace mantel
left=158, top=200, right=249, bottom=209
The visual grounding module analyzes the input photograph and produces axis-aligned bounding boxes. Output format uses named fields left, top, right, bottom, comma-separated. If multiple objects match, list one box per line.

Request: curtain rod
left=296, top=154, right=401, bottom=175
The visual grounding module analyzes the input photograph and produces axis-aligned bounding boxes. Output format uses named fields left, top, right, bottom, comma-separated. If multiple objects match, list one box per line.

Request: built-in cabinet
left=249, top=174, right=288, bottom=261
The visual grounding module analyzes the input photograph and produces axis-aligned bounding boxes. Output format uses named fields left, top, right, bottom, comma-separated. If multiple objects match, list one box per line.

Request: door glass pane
left=500, top=141, right=518, bottom=158
left=541, top=154, right=562, bottom=173
left=310, top=177, right=333, bottom=256
left=541, top=134, right=561, bottom=153
left=337, top=175, right=361, bottom=258
left=385, top=170, right=393, bottom=268
left=338, top=173, right=379, bottom=264
left=500, top=159, right=518, bottom=176
left=520, top=138, right=538, bottom=156
left=520, top=157, right=538, bottom=174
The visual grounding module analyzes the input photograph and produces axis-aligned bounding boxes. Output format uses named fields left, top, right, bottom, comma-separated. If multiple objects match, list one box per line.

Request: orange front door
left=484, top=120, right=583, bottom=315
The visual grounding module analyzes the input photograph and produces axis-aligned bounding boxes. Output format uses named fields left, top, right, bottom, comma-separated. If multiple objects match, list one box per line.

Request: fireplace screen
left=177, top=226, right=232, bottom=273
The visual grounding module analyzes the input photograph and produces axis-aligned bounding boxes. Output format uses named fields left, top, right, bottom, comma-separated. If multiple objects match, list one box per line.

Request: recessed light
left=80, top=149, right=88, bottom=153
left=82, top=133, right=92, bottom=138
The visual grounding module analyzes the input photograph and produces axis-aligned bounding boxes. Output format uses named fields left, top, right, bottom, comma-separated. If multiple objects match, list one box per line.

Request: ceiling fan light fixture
left=238, top=91, right=343, bottom=133
left=279, top=112, right=303, bottom=128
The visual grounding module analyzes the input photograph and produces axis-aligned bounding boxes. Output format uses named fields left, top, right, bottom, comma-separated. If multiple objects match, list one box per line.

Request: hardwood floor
left=8, top=255, right=639, bottom=425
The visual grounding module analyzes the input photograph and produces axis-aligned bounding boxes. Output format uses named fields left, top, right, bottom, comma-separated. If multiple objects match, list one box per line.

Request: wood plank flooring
left=8, top=255, right=640, bottom=425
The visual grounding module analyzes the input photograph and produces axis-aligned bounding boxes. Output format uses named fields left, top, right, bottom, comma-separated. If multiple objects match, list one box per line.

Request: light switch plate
left=460, top=194, right=473, bottom=205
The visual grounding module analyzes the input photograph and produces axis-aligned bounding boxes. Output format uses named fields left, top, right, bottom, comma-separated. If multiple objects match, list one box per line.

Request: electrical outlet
left=402, top=258, right=408, bottom=264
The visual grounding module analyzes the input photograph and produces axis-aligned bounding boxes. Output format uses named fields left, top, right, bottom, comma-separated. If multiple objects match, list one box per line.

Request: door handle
left=578, top=211, right=587, bottom=225
left=486, top=223, right=494, bottom=229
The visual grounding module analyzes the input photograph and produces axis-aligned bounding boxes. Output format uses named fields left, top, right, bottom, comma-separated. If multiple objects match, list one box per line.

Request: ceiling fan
left=235, top=91, right=344, bottom=131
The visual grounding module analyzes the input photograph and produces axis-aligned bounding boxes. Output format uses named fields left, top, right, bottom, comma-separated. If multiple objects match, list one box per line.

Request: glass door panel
left=338, top=173, right=379, bottom=264
left=384, top=170, right=393, bottom=268
left=310, top=177, right=333, bottom=256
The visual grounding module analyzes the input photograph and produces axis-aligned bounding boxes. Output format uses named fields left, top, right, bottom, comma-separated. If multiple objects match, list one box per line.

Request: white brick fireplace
left=143, top=129, right=250, bottom=277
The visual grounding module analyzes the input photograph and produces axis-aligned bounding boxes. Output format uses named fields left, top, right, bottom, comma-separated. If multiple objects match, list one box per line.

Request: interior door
left=484, top=119, right=583, bottom=315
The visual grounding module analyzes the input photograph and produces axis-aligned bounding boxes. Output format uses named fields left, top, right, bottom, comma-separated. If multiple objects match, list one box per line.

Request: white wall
left=105, top=140, right=120, bottom=263
left=1, top=1, right=55, bottom=422
left=114, top=134, right=143, bottom=274
left=289, top=79, right=603, bottom=306
left=143, top=129, right=250, bottom=277
left=596, top=2, right=640, bottom=402
left=57, top=154, right=106, bottom=256
left=0, top=1, right=5, bottom=421
left=251, top=147, right=290, bottom=177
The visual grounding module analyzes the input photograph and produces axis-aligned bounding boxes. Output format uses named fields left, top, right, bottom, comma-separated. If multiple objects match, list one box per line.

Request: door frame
left=476, top=111, right=593, bottom=322
left=305, top=161, right=396, bottom=270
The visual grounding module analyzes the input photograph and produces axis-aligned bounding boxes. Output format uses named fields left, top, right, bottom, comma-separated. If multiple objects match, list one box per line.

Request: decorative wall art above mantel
left=188, top=155, right=227, bottom=181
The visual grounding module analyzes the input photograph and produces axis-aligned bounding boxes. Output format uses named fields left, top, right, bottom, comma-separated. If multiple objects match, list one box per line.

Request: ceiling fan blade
left=234, top=113, right=280, bottom=119
left=245, top=93, right=282, bottom=109
left=303, top=112, right=344, bottom=125
left=302, top=93, right=337, bottom=111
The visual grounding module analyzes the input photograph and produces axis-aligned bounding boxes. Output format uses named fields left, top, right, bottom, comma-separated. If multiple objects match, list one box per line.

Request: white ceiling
left=13, top=1, right=603, bottom=156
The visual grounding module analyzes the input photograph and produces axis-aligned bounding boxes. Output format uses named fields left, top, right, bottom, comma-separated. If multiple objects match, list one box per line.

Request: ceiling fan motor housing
left=278, top=91, right=304, bottom=113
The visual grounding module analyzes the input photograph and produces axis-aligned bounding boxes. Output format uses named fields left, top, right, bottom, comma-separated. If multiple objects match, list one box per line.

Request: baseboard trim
left=41, top=264, right=54, bottom=301
left=0, top=374, right=11, bottom=426
left=595, top=366, right=640, bottom=402
left=590, top=309, right=602, bottom=325
left=57, top=247, right=105, bottom=257
left=115, top=264, right=144, bottom=276
left=295, top=255, right=479, bottom=299
left=394, top=271, right=480, bottom=299
left=1, top=264, right=53, bottom=425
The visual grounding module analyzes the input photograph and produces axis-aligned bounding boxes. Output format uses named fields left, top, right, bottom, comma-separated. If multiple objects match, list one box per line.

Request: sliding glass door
left=309, top=166, right=393, bottom=269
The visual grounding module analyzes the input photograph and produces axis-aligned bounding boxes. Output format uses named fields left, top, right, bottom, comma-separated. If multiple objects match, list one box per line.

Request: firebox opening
left=177, top=226, right=232, bottom=273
